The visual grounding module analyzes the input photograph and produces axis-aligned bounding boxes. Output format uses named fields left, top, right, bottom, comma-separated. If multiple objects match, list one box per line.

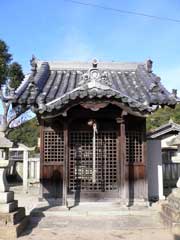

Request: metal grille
left=126, top=131, right=143, bottom=163
left=69, top=131, right=117, bottom=192
left=43, top=131, right=64, bottom=163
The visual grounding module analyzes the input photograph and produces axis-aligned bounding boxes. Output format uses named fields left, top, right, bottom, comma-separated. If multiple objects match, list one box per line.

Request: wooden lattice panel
left=43, top=131, right=64, bottom=163
left=126, top=131, right=144, bottom=163
left=69, top=131, right=117, bottom=192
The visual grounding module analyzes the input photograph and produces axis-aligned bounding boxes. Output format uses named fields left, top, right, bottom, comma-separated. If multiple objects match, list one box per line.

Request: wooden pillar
left=116, top=111, right=127, bottom=202
left=142, top=119, right=148, bottom=200
left=39, top=122, right=44, bottom=200
left=63, top=121, right=68, bottom=206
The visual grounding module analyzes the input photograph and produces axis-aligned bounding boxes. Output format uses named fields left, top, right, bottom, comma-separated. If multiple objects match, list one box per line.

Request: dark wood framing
left=116, top=111, right=127, bottom=202
left=39, top=104, right=148, bottom=205
left=63, top=121, right=68, bottom=205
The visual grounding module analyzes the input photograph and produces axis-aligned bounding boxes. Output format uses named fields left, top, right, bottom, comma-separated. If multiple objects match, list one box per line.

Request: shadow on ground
left=20, top=197, right=63, bottom=237
left=174, top=235, right=180, bottom=240
left=20, top=174, right=64, bottom=237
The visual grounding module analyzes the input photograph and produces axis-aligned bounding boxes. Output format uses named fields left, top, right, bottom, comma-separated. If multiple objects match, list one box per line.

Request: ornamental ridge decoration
left=78, top=59, right=112, bottom=87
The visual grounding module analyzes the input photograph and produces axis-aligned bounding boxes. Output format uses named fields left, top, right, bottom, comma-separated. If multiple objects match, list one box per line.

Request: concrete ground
left=9, top=185, right=180, bottom=240
left=19, top=215, right=177, bottom=240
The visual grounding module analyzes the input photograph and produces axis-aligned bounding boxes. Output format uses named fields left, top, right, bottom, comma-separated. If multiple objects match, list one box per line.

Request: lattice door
left=43, top=131, right=64, bottom=164
left=126, top=131, right=144, bottom=163
left=69, top=131, right=117, bottom=192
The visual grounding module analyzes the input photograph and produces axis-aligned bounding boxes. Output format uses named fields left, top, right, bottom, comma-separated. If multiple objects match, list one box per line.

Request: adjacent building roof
left=8, top=58, right=177, bottom=118
left=147, top=119, right=180, bottom=139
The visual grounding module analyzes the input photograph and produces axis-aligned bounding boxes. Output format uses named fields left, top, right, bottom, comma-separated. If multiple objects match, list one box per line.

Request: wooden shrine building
left=10, top=58, right=177, bottom=206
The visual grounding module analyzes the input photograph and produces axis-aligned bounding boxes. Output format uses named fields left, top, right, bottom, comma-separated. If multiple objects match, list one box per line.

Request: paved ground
left=19, top=215, right=177, bottom=240
left=9, top=185, right=180, bottom=240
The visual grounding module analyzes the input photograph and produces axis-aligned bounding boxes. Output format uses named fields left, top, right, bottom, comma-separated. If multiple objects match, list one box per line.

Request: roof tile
left=14, top=60, right=177, bottom=116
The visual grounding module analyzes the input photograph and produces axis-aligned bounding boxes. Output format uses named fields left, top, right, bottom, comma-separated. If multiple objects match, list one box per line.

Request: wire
left=64, top=0, right=180, bottom=23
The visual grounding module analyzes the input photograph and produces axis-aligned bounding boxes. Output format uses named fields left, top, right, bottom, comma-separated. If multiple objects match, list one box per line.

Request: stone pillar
left=36, top=159, right=40, bottom=182
left=30, top=161, right=34, bottom=179
left=0, top=160, right=16, bottom=213
left=0, top=160, right=29, bottom=238
left=0, top=160, right=9, bottom=192
left=23, top=150, right=28, bottom=193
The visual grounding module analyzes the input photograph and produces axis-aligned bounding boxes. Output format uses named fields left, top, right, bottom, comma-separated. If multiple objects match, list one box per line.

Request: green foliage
left=7, top=118, right=39, bottom=148
left=0, top=39, right=24, bottom=88
left=0, top=39, right=25, bottom=132
left=147, top=104, right=180, bottom=131
left=0, top=40, right=12, bottom=85
left=8, top=62, right=24, bottom=89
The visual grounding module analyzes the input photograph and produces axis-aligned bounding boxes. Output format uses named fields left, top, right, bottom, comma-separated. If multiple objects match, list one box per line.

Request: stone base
left=0, top=215, right=29, bottom=239
left=161, top=188, right=180, bottom=233
left=161, top=203, right=180, bottom=226
left=0, top=207, right=26, bottom=225
left=126, top=198, right=149, bottom=208
left=171, top=188, right=180, bottom=198
left=171, top=222, right=180, bottom=235
left=0, top=190, right=29, bottom=239
left=0, top=200, right=18, bottom=213
left=0, top=191, right=14, bottom=203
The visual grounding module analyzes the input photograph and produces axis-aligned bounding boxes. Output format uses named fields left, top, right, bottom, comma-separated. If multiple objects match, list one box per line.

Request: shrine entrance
left=69, top=131, right=117, bottom=192
left=40, top=105, right=148, bottom=204
left=68, top=115, right=119, bottom=200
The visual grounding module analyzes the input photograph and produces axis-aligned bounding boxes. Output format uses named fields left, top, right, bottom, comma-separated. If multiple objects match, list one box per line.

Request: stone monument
left=161, top=133, right=180, bottom=234
left=0, top=131, right=29, bottom=239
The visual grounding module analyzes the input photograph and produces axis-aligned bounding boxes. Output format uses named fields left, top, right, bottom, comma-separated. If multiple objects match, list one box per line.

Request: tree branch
left=0, top=89, right=8, bottom=114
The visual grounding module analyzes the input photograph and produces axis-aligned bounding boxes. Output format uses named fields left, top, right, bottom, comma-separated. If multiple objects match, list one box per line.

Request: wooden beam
left=116, top=119, right=121, bottom=196
left=142, top=119, right=148, bottom=200
left=63, top=120, right=68, bottom=206
left=40, top=100, right=147, bottom=120
left=39, top=119, right=45, bottom=200
left=116, top=111, right=127, bottom=202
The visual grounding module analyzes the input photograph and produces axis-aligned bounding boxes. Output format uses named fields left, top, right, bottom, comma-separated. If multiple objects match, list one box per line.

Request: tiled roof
left=11, top=59, right=177, bottom=117
left=147, top=120, right=180, bottom=139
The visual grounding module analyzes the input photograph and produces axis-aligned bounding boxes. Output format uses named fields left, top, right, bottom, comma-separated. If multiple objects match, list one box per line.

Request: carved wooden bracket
left=116, top=111, right=127, bottom=124
left=81, top=102, right=109, bottom=111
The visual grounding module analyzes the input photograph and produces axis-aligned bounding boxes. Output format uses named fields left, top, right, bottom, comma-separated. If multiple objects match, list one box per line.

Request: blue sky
left=1, top=0, right=180, bottom=93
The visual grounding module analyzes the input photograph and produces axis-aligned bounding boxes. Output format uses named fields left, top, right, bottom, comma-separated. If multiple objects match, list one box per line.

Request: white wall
left=147, top=139, right=164, bottom=200
left=161, top=135, right=177, bottom=149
